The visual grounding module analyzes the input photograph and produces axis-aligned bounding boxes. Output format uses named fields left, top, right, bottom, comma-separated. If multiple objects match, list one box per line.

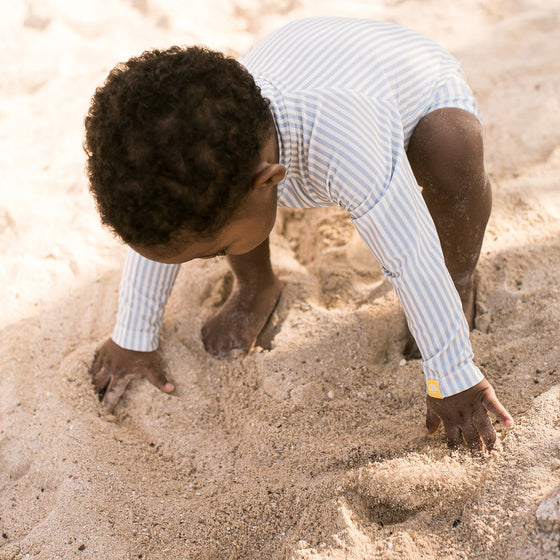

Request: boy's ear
left=253, top=163, right=286, bottom=190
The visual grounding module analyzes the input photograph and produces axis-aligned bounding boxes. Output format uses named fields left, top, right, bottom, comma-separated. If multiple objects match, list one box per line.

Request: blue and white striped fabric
left=112, top=17, right=484, bottom=397
left=113, top=249, right=179, bottom=352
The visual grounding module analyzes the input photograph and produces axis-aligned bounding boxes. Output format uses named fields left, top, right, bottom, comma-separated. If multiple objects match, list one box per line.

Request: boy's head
left=84, top=45, right=281, bottom=257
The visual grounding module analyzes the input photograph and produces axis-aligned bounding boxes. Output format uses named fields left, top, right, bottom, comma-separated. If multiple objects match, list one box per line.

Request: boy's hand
left=90, top=338, right=174, bottom=412
left=425, top=379, right=513, bottom=452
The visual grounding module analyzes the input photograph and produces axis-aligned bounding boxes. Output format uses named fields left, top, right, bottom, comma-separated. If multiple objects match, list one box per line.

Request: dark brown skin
left=201, top=238, right=284, bottom=357
left=404, top=109, right=514, bottom=449
left=405, top=107, right=490, bottom=358
left=426, top=379, right=512, bottom=452
left=90, top=108, right=513, bottom=450
left=91, top=338, right=174, bottom=411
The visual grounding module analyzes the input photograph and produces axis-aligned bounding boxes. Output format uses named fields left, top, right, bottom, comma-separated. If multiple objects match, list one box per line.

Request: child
left=85, top=17, right=513, bottom=451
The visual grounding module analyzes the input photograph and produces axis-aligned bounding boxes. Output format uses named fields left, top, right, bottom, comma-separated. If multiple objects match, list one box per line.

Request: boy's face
left=133, top=133, right=285, bottom=264
left=132, top=182, right=279, bottom=264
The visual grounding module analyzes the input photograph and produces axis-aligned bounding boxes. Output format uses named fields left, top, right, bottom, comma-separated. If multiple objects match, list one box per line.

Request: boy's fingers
left=93, top=366, right=110, bottom=393
left=424, top=407, right=441, bottom=434
left=145, top=366, right=174, bottom=393
left=443, top=423, right=462, bottom=449
left=102, top=374, right=134, bottom=412
left=473, top=409, right=497, bottom=451
left=460, top=422, right=482, bottom=453
left=483, top=393, right=514, bottom=428
left=90, top=350, right=103, bottom=375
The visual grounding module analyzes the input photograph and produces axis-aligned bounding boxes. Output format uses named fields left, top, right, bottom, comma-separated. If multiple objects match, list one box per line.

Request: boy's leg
left=405, top=108, right=491, bottom=355
left=201, top=237, right=283, bottom=357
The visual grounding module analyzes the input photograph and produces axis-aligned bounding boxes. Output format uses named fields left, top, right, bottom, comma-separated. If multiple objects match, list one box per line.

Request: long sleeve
left=268, top=85, right=484, bottom=398
left=111, top=248, right=181, bottom=351
left=350, top=147, right=484, bottom=398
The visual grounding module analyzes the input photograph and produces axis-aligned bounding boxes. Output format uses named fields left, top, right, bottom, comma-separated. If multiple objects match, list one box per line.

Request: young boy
left=85, top=17, right=512, bottom=451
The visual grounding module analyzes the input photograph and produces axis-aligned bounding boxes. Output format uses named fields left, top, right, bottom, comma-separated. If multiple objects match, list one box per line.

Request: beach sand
left=1, top=0, right=560, bottom=558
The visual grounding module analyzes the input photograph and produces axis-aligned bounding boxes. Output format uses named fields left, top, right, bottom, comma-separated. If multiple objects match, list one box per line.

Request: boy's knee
left=408, top=108, right=487, bottom=199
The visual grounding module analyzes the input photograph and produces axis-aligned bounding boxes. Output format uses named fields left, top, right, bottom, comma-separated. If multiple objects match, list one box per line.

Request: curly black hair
left=84, top=46, right=274, bottom=248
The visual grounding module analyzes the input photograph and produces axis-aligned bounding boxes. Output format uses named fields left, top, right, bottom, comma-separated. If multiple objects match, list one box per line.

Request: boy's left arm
left=304, top=94, right=511, bottom=449
left=344, top=132, right=513, bottom=450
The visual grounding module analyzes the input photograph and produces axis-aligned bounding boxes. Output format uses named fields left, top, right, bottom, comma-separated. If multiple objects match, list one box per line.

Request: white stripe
left=112, top=248, right=180, bottom=351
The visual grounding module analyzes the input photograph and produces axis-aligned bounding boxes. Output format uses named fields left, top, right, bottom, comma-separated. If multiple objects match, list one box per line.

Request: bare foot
left=201, top=276, right=284, bottom=358
left=404, top=274, right=475, bottom=360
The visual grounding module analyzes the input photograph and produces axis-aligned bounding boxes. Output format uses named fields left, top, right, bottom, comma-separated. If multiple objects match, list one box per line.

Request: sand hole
left=344, top=490, right=421, bottom=526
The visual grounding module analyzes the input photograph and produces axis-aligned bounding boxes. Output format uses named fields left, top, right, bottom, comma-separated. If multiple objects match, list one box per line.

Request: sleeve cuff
left=111, top=325, right=159, bottom=352
left=423, top=361, right=484, bottom=398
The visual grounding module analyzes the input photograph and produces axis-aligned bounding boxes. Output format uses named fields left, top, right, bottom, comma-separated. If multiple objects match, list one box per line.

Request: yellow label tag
left=426, top=379, right=443, bottom=399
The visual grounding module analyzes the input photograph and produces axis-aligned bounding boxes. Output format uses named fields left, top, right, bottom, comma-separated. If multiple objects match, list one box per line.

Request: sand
left=1, top=0, right=560, bottom=558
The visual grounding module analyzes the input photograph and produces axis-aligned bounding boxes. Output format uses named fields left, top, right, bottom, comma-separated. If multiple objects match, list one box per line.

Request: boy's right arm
left=90, top=248, right=180, bottom=411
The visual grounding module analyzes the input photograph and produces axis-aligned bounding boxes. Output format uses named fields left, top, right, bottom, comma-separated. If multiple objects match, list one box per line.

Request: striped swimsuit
left=112, top=17, right=484, bottom=397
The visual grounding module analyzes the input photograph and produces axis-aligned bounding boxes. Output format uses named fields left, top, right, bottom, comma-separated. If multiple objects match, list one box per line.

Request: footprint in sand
left=343, top=453, right=486, bottom=528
